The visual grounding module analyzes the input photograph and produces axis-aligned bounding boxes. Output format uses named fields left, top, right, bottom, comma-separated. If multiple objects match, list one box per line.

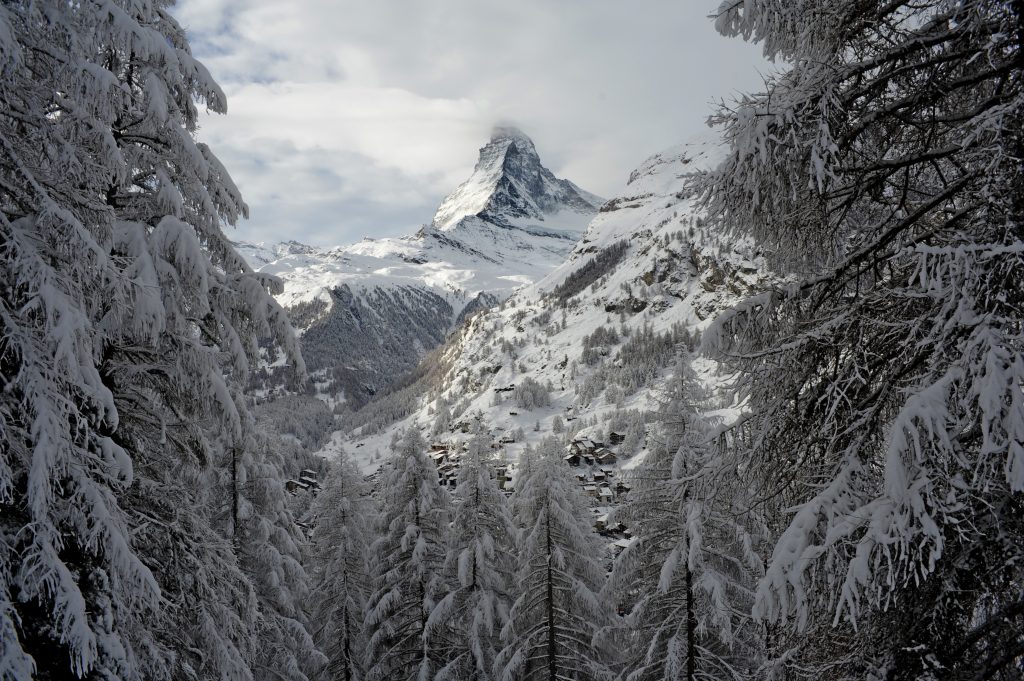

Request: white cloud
left=176, top=0, right=771, bottom=247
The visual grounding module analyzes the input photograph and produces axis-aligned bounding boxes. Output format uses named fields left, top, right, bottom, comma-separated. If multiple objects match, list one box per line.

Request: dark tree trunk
left=546, top=496, right=557, bottom=681
left=686, top=561, right=696, bottom=681
left=231, top=446, right=240, bottom=543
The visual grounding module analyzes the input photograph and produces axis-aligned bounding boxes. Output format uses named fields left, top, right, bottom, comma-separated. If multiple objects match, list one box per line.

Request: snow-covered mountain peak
left=431, top=127, right=602, bottom=232
left=238, top=129, right=606, bottom=406
left=490, top=125, right=537, bottom=154
left=333, top=132, right=773, bottom=471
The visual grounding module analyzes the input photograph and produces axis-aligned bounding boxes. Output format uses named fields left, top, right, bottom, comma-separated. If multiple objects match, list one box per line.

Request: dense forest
left=1, top=1, right=1021, bottom=681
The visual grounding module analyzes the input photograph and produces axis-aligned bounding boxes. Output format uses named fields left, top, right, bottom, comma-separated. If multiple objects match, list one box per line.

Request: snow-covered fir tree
left=700, top=0, right=1024, bottom=676
left=364, top=428, right=452, bottom=681
left=0, top=1, right=300, bottom=679
left=428, top=423, right=517, bottom=681
left=606, top=356, right=763, bottom=681
left=497, top=437, right=613, bottom=681
left=228, top=428, right=323, bottom=681
left=309, top=453, right=376, bottom=681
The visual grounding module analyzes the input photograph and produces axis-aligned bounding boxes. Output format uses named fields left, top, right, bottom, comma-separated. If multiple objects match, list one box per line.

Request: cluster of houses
left=564, top=435, right=620, bottom=467
left=593, top=510, right=635, bottom=557
left=285, top=468, right=321, bottom=495
left=430, top=443, right=460, bottom=489
left=564, top=435, right=630, bottom=503
left=428, top=442, right=517, bottom=494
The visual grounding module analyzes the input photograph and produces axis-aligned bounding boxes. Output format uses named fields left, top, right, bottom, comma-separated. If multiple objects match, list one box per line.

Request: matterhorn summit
left=432, top=126, right=603, bottom=231
left=237, top=127, right=603, bottom=405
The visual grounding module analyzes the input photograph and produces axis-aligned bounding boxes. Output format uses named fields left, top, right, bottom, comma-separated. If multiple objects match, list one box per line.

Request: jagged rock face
left=432, top=127, right=603, bottom=231
left=240, top=128, right=603, bottom=405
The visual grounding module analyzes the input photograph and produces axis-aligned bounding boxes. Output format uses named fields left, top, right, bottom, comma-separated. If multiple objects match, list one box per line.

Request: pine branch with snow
left=229, top=427, right=325, bottom=681
left=0, top=1, right=302, bottom=678
left=699, top=1, right=1024, bottom=675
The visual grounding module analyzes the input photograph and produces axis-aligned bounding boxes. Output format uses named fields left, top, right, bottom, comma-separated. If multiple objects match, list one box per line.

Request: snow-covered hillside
left=238, top=127, right=603, bottom=405
left=331, top=133, right=774, bottom=473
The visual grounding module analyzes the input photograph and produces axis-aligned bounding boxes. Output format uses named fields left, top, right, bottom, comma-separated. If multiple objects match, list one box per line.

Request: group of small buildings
left=567, top=434, right=637, bottom=559
left=430, top=443, right=460, bottom=488
left=564, top=436, right=620, bottom=467
left=285, top=468, right=321, bottom=495
left=428, top=442, right=517, bottom=494
left=592, top=511, right=635, bottom=559
left=565, top=436, right=630, bottom=503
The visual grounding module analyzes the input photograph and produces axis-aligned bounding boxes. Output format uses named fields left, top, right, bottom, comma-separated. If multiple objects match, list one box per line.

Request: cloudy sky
left=175, top=0, right=771, bottom=247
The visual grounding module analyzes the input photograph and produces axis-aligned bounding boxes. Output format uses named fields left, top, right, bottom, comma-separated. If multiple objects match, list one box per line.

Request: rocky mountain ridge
left=432, top=126, right=602, bottom=231
left=329, top=133, right=774, bottom=477
left=239, top=127, right=603, bottom=406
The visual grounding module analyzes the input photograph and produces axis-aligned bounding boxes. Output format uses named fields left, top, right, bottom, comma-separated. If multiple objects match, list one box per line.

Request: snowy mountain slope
left=239, top=127, right=603, bottom=405
left=330, top=132, right=774, bottom=473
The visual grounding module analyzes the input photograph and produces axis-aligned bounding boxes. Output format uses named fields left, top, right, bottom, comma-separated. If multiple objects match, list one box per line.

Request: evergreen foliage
left=607, top=357, right=763, bottom=681
left=549, top=241, right=630, bottom=303
left=364, top=429, right=451, bottom=681
left=309, top=454, right=376, bottom=681
left=0, top=1, right=302, bottom=679
left=497, top=437, right=613, bottom=681
left=513, top=376, right=552, bottom=410
left=231, top=430, right=324, bottom=681
left=429, top=426, right=517, bottom=681
left=700, top=1, right=1024, bottom=675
